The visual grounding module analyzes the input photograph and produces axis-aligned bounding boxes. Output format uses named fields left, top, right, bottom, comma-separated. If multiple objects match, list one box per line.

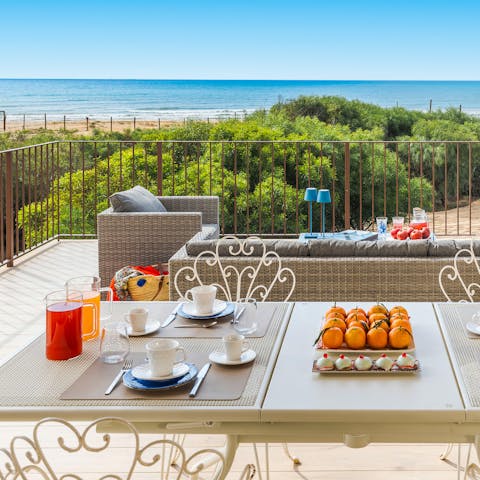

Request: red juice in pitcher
left=45, top=299, right=83, bottom=360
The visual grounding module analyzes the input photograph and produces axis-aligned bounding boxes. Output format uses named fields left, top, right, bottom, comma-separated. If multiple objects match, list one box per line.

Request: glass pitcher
left=65, top=276, right=113, bottom=341
left=45, top=290, right=84, bottom=360
left=410, top=207, right=429, bottom=230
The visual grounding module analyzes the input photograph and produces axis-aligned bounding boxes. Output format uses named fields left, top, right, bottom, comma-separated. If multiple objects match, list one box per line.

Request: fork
left=104, top=359, right=132, bottom=395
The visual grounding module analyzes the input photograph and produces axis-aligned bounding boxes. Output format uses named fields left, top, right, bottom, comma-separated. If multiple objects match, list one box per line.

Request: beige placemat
left=61, top=351, right=253, bottom=401
left=152, top=303, right=277, bottom=339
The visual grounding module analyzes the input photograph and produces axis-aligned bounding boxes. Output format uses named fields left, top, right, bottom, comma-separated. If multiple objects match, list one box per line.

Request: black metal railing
left=1, top=140, right=478, bottom=266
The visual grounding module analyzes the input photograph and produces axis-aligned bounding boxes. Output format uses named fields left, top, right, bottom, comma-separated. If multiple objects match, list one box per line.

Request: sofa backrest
left=185, top=238, right=480, bottom=258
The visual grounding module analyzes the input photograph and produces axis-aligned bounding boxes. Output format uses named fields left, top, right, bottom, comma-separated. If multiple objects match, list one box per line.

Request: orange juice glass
left=65, top=276, right=112, bottom=341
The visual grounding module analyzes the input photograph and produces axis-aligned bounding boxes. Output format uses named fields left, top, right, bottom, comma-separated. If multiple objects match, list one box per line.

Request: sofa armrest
left=97, top=210, right=202, bottom=287
left=158, top=196, right=219, bottom=225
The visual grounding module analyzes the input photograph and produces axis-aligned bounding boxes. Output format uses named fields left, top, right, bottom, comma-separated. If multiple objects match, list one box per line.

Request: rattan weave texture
left=97, top=196, right=219, bottom=286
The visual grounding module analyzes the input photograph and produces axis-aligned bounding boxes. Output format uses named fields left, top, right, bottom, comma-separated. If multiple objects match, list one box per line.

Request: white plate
left=127, top=320, right=160, bottom=337
left=466, top=322, right=480, bottom=336
left=181, top=300, right=227, bottom=318
left=131, top=362, right=190, bottom=381
left=208, top=349, right=256, bottom=366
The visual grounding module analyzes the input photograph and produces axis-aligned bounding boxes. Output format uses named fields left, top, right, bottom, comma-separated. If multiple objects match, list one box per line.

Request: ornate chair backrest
left=0, top=417, right=225, bottom=480
left=438, top=240, right=480, bottom=302
left=174, top=235, right=296, bottom=302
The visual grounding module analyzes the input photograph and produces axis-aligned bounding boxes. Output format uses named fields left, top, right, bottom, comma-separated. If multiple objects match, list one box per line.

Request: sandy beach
left=1, top=117, right=194, bottom=134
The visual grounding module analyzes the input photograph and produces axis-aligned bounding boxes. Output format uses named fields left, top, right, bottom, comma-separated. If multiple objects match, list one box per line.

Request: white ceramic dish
left=127, top=320, right=160, bottom=337
left=312, top=360, right=420, bottom=374
left=130, top=362, right=190, bottom=382
left=208, top=349, right=256, bottom=366
left=181, top=300, right=227, bottom=318
left=466, top=321, right=480, bottom=336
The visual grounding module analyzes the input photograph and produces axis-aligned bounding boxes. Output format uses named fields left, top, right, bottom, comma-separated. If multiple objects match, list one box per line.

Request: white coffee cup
left=146, top=339, right=186, bottom=377
left=185, top=285, right=217, bottom=315
left=223, top=333, right=249, bottom=361
left=124, top=307, right=149, bottom=332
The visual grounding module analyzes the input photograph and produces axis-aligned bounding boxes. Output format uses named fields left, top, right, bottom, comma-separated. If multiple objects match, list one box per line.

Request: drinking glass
left=233, top=298, right=258, bottom=335
left=65, top=276, right=113, bottom=341
left=376, top=217, right=388, bottom=240
left=100, top=321, right=130, bottom=364
left=392, top=216, right=404, bottom=230
left=44, top=290, right=84, bottom=360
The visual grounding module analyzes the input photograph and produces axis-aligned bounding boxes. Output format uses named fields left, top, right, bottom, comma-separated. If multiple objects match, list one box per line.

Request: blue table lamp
left=317, top=189, right=331, bottom=238
left=304, top=188, right=318, bottom=238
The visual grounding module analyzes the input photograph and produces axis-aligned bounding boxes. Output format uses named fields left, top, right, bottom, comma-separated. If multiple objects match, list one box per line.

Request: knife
left=189, top=363, right=211, bottom=397
left=161, top=304, right=181, bottom=328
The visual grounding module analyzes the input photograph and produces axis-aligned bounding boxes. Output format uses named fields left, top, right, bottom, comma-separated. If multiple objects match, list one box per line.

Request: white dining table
left=3, top=301, right=480, bottom=477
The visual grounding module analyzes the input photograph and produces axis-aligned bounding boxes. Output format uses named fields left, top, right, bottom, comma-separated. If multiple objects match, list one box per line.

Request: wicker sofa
left=169, top=236, right=480, bottom=302
left=97, top=196, right=219, bottom=286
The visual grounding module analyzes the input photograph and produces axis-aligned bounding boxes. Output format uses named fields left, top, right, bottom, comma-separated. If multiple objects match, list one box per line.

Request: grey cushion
left=109, top=185, right=167, bottom=213
left=185, top=238, right=308, bottom=257
left=309, top=239, right=356, bottom=257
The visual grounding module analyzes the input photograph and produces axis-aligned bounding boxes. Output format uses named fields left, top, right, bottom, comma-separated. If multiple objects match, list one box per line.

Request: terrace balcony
left=0, top=140, right=479, bottom=479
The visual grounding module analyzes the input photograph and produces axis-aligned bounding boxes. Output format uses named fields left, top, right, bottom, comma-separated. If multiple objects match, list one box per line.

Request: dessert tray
left=312, top=359, right=420, bottom=375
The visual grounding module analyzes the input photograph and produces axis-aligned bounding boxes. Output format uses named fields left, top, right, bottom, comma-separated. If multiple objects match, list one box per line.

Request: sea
left=1, top=79, right=480, bottom=122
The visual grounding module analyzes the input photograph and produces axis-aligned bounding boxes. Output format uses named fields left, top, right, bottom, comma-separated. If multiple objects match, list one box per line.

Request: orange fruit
left=389, top=306, right=409, bottom=317
left=348, top=320, right=369, bottom=332
left=347, top=307, right=367, bottom=318
left=368, top=313, right=389, bottom=325
left=325, top=304, right=346, bottom=319
left=389, top=312, right=410, bottom=323
left=324, top=317, right=347, bottom=333
left=389, top=326, right=413, bottom=349
left=390, top=318, right=412, bottom=333
left=367, top=326, right=388, bottom=349
left=370, top=318, right=390, bottom=332
left=346, top=312, right=368, bottom=326
left=368, top=303, right=388, bottom=317
left=320, top=326, right=344, bottom=349
left=344, top=326, right=366, bottom=349
left=326, top=311, right=346, bottom=322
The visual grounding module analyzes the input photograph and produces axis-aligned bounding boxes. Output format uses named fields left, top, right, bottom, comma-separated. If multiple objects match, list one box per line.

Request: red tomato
left=421, top=227, right=430, bottom=239
left=407, top=227, right=414, bottom=236
left=396, top=230, right=408, bottom=240
left=391, top=228, right=400, bottom=239
left=410, top=230, right=423, bottom=240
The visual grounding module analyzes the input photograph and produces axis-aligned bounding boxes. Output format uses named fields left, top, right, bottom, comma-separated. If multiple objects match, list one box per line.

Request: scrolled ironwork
left=2, top=417, right=226, bottom=480
left=174, top=235, right=296, bottom=302
left=439, top=240, right=480, bottom=302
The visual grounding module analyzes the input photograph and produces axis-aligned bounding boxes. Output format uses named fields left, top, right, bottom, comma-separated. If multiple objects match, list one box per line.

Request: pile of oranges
left=317, top=303, right=413, bottom=350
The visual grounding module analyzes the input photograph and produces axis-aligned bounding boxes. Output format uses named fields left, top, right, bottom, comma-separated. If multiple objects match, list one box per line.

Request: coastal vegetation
left=3, top=96, right=479, bottom=245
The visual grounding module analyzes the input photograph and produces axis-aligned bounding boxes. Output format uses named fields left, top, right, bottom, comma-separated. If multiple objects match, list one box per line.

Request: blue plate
left=122, top=363, right=198, bottom=391
left=179, top=302, right=234, bottom=320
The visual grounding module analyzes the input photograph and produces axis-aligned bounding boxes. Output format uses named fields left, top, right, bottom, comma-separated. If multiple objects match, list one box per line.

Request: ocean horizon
left=1, top=79, right=480, bottom=121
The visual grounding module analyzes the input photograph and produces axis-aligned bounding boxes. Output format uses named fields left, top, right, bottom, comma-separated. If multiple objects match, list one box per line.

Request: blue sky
left=1, top=0, right=479, bottom=80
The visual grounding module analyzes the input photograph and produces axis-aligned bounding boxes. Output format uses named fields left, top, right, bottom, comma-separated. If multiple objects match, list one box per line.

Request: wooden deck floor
left=0, top=240, right=472, bottom=479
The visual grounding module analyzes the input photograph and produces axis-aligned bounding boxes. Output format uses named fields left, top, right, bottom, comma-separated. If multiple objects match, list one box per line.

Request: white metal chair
left=174, top=235, right=298, bottom=480
left=0, top=417, right=238, bottom=480
left=439, top=240, right=479, bottom=479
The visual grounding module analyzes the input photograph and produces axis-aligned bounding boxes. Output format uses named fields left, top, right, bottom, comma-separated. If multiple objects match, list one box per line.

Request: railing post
left=5, top=151, right=14, bottom=266
left=157, top=142, right=163, bottom=196
left=344, top=142, right=351, bottom=229
left=1, top=111, right=6, bottom=131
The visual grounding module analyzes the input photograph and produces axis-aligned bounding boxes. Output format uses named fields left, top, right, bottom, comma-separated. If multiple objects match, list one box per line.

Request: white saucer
left=182, top=300, right=227, bottom=318
left=208, top=349, right=256, bottom=366
left=466, top=321, right=480, bottom=336
left=127, top=320, right=160, bottom=337
left=131, top=362, right=190, bottom=381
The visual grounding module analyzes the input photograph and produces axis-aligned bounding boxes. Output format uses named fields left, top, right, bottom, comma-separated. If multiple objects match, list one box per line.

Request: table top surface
left=262, top=302, right=464, bottom=424
left=1, top=300, right=478, bottom=428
